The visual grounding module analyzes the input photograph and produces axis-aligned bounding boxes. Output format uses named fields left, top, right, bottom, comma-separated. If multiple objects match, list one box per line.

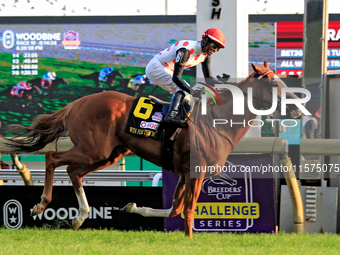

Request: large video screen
left=0, top=17, right=196, bottom=128
left=1, top=15, right=339, bottom=130
left=276, top=21, right=340, bottom=75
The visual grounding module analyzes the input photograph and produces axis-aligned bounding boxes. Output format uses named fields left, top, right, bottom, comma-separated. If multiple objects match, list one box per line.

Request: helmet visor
left=208, top=40, right=221, bottom=51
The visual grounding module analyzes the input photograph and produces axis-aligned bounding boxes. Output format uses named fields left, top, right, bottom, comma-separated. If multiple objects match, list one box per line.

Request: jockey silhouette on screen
left=99, top=67, right=114, bottom=82
left=146, top=28, right=226, bottom=125
left=11, top=81, right=32, bottom=97
left=128, top=74, right=153, bottom=89
left=41, top=72, right=56, bottom=89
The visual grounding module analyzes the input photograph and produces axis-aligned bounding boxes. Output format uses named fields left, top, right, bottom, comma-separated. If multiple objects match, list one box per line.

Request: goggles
left=209, top=41, right=221, bottom=51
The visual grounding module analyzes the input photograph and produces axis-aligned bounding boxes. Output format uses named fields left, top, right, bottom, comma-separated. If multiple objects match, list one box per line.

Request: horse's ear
left=264, top=60, right=269, bottom=69
left=251, top=63, right=258, bottom=73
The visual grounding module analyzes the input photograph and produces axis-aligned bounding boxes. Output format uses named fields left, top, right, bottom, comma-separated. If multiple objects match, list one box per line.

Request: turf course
left=0, top=227, right=339, bottom=254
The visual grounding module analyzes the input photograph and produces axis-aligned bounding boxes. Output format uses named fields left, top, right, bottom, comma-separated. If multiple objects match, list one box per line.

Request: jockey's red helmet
left=202, top=28, right=225, bottom=48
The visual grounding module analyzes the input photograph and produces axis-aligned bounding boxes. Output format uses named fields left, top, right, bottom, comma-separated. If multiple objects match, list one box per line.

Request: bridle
left=192, top=69, right=285, bottom=152
left=250, top=70, right=282, bottom=112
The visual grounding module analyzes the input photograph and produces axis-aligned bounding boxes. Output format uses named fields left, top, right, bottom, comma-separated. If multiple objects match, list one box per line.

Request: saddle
left=126, top=95, right=195, bottom=171
left=148, top=94, right=194, bottom=125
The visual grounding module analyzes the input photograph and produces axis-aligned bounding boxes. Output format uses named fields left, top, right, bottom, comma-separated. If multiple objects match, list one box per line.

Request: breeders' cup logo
left=191, top=161, right=259, bottom=232
left=3, top=199, right=23, bottom=229
left=152, top=112, right=163, bottom=122
left=62, top=30, right=80, bottom=49
left=2, top=30, right=15, bottom=49
left=202, top=172, right=241, bottom=200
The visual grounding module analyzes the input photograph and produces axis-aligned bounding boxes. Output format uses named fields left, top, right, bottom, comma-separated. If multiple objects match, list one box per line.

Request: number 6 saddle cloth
left=126, top=95, right=194, bottom=140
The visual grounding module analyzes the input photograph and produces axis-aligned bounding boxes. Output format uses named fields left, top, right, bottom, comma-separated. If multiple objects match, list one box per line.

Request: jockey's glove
left=216, top=73, right=231, bottom=84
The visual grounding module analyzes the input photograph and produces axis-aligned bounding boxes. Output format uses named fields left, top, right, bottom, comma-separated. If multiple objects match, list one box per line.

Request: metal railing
left=0, top=169, right=162, bottom=187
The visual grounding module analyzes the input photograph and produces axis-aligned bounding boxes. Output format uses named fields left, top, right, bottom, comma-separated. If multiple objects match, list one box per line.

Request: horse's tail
left=4, top=101, right=76, bottom=153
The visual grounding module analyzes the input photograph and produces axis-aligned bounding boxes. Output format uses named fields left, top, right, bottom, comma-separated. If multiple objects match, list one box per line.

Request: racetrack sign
left=163, top=154, right=276, bottom=233
left=0, top=186, right=163, bottom=230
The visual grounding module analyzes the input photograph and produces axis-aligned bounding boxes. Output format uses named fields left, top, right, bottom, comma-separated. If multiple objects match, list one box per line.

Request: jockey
left=129, top=74, right=153, bottom=89
left=16, top=81, right=31, bottom=90
left=146, top=28, right=225, bottom=125
left=99, top=67, right=114, bottom=82
left=42, top=71, right=57, bottom=89
left=134, top=74, right=149, bottom=85
left=11, top=81, right=32, bottom=97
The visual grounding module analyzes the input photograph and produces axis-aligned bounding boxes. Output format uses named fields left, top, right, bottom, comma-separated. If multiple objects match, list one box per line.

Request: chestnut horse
left=3, top=61, right=303, bottom=237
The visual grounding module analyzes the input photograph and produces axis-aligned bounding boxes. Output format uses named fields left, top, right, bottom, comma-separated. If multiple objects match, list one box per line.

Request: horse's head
left=113, top=70, right=124, bottom=78
left=249, top=61, right=303, bottom=119
left=55, top=77, right=69, bottom=85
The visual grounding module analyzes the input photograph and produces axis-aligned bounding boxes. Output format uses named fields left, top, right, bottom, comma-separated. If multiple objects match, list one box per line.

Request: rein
left=186, top=96, right=235, bottom=151
left=209, top=105, right=235, bottom=150
left=220, top=77, right=281, bottom=112
left=180, top=96, right=201, bottom=151
left=191, top=69, right=280, bottom=152
left=245, top=71, right=282, bottom=112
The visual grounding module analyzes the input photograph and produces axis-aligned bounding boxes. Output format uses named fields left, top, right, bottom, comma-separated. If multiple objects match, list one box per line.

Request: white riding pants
left=146, top=57, right=183, bottom=94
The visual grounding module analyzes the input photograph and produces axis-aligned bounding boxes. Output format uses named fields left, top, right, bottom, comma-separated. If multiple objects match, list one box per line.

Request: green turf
left=0, top=227, right=339, bottom=254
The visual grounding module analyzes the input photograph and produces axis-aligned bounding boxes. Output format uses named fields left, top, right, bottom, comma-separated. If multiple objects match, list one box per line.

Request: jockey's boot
left=164, top=91, right=186, bottom=125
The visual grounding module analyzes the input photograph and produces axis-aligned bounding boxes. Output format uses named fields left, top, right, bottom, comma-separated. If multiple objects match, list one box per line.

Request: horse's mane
left=206, top=72, right=257, bottom=104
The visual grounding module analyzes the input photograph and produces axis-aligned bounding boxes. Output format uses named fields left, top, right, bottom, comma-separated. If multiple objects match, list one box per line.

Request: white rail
left=0, top=169, right=162, bottom=186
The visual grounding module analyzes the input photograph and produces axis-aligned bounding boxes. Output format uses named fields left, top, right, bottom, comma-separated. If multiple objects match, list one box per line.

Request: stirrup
left=164, top=111, right=187, bottom=125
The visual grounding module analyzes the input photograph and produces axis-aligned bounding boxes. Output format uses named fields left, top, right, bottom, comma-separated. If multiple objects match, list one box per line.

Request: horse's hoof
left=31, top=204, right=44, bottom=216
left=72, top=217, right=82, bottom=230
left=122, top=203, right=136, bottom=213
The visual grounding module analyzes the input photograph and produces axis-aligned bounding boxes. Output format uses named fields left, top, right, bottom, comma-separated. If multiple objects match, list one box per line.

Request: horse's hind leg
left=30, top=148, right=100, bottom=218
left=31, top=150, right=62, bottom=215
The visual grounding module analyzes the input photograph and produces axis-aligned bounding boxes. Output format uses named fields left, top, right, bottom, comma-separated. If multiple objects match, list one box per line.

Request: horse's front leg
left=169, top=175, right=186, bottom=217
left=123, top=175, right=186, bottom=217
left=183, top=176, right=204, bottom=238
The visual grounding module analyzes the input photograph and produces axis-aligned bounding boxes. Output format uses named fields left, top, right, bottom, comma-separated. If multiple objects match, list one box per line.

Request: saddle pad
left=126, top=97, right=164, bottom=138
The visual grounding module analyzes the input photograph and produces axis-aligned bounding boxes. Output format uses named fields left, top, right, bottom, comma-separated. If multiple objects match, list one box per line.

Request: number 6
left=133, top=97, right=154, bottom=120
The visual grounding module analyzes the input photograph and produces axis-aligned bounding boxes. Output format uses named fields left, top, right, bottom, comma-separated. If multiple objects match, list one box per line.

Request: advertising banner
left=163, top=154, right=276, bottom=233
left=0, top=186, right=163, bottom=230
